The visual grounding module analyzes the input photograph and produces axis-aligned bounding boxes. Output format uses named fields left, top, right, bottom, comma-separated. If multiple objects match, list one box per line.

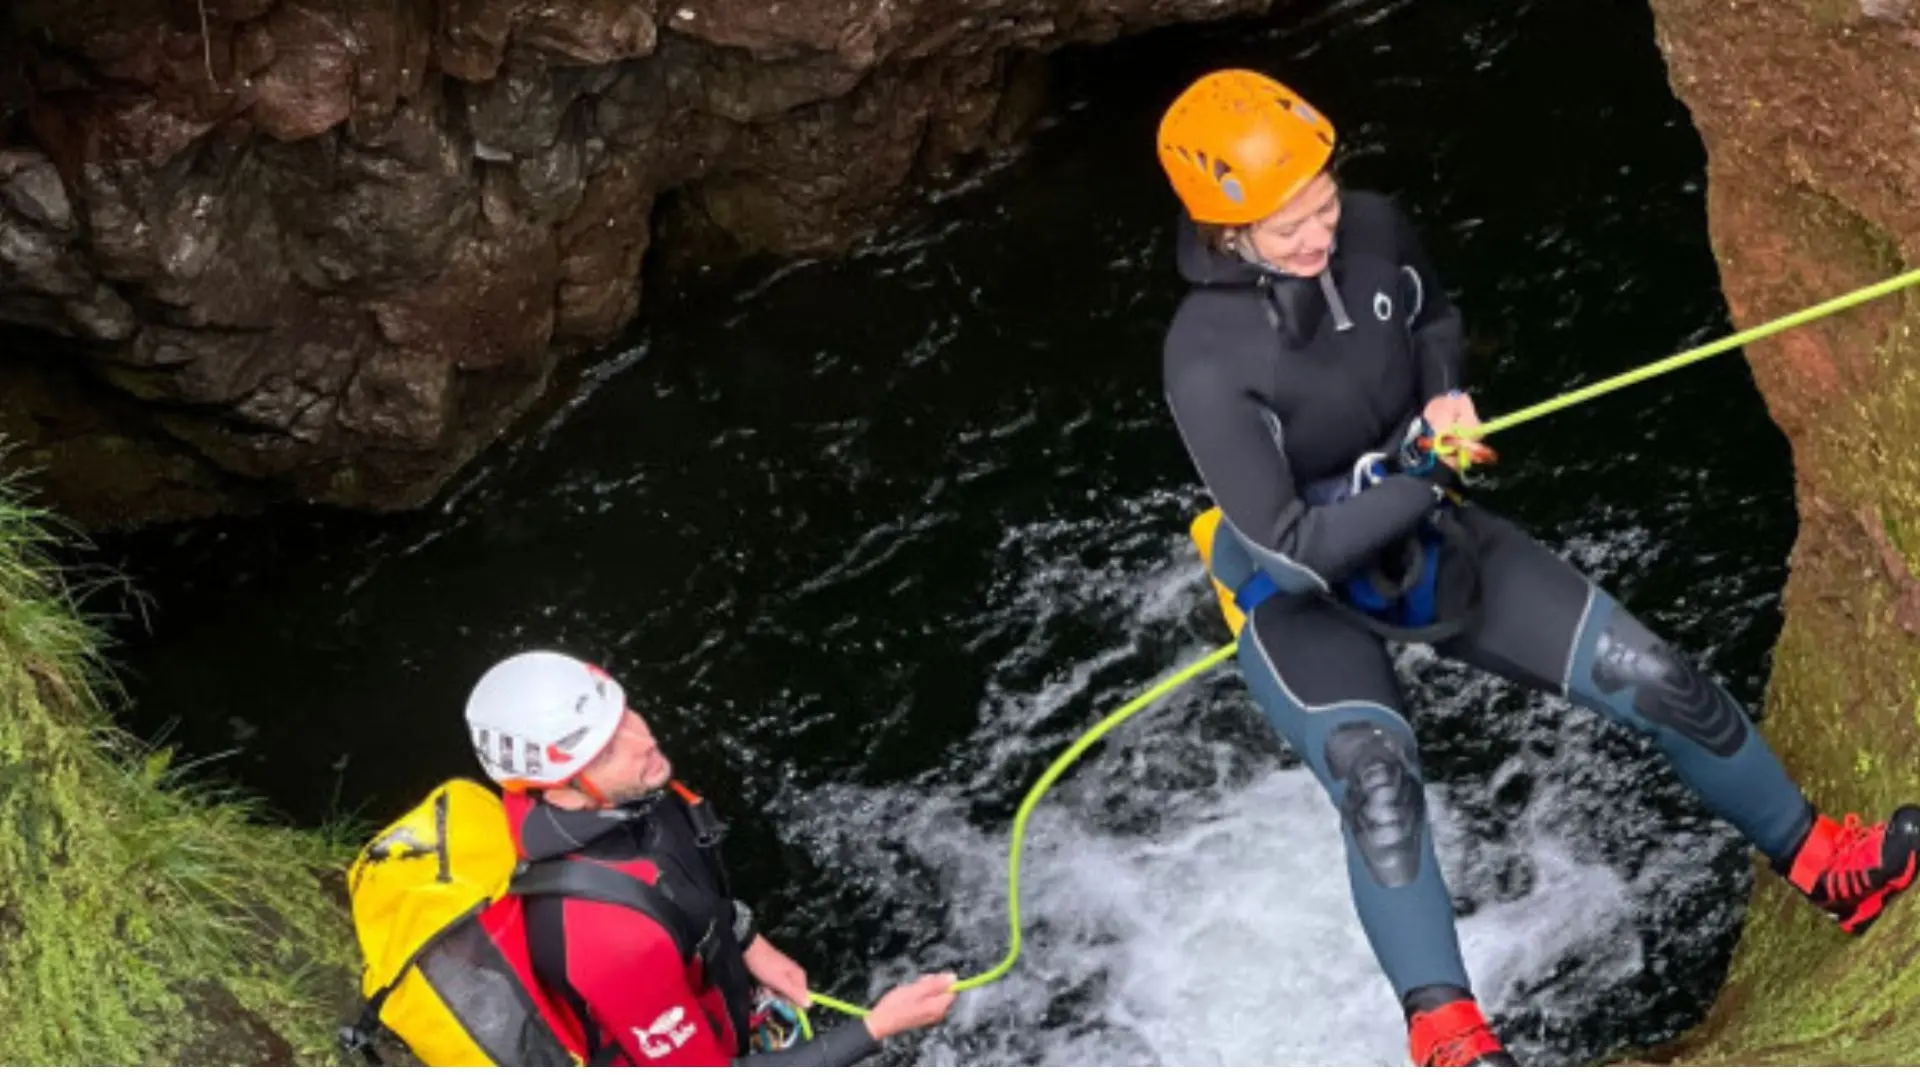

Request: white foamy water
left=779, top=506, right=1744, bottom=1066
left=800, top=757, right=1670, bottom=1066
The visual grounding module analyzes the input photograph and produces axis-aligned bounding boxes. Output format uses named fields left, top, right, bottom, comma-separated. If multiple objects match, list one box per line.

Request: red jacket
left=505, top=788, right=754, bottom=1066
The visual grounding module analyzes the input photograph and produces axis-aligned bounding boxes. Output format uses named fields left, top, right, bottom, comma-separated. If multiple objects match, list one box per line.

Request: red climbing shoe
left=1406, top=989, right=1517, bottom=1067
left=1781, top=807, right=1920, bottom=934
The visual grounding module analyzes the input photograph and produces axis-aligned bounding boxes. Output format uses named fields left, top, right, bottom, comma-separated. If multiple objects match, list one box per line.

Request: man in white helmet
left=466, top=649, right=957, bottom=1066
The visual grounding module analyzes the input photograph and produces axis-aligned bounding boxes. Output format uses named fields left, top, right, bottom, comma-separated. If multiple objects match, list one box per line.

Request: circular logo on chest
left=1373, top=291, right=1393, bottom=322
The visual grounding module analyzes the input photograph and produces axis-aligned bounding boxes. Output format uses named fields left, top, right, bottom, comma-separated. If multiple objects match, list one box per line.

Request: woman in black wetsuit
left=1153, top=68, right=1920, bottom=1066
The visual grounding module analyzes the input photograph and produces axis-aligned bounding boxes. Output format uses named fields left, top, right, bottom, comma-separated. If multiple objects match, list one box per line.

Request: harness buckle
left=1350, top=451, right=1389, bottom=496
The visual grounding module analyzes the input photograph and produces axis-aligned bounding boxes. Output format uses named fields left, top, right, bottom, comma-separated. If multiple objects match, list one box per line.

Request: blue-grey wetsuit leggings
left=1233, top=504, right=1813, bottom=1007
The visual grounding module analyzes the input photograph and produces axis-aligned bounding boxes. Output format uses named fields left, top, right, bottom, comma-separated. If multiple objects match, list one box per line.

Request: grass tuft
left=0, top=469, right=358, bottom=1065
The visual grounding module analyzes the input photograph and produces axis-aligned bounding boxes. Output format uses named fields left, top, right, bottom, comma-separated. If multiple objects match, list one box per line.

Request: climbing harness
left=750, top=989, right=815, bottom=1051
left=803, top=263, right=1920, bottom=1023
left=1231, top=414, right=1488, bottom=646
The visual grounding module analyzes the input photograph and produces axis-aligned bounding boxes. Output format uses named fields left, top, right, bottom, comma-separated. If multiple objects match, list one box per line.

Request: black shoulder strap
left=514, top=858, right=713, bottom=1067
left=669, top=785, right=734, bottom=899
left=525, top=896, right=616, bottom=1066
left=511, top=858, right=703, bottom=965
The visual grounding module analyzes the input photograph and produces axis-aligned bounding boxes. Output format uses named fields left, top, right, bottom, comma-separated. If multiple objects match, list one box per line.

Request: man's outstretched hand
left=744, top=936, right=811, bottom=1009
left=863, top=973, right=960, bottom=1040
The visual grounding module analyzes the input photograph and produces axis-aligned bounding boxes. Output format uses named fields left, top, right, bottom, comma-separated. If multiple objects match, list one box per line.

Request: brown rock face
left=0, top=0, right=1274, bottom=526
left=1644, top=0, right=1920, bottom=1064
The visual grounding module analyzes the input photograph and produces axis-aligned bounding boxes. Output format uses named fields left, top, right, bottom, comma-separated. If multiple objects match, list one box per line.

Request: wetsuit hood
left=1173, top=212, right=1269, bottom=288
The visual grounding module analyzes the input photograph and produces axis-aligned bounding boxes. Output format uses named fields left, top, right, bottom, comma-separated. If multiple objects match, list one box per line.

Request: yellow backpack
left=335, top=778, right=578, bottom=1065
left=338, top=778, right=704, bottom=1066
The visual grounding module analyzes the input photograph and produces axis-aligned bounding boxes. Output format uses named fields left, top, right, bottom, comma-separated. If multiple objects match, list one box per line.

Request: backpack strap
left=513, top=857, right=711, bottom=1065
left=511, top=857, right=705, bottom=964
left=523, top=886, right=617, bottom=1067
left=660, top=787, right=759, bottom=1058
left=337, top=997, right=388, bottom=1066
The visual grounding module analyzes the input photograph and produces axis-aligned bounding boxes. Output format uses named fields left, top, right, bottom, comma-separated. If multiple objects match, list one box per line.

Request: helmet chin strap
left=1232, top=232, right=1280, bottom=273
left=568, top=772, right=612, bottom=808
left=561, top=771, right=674, bottom=813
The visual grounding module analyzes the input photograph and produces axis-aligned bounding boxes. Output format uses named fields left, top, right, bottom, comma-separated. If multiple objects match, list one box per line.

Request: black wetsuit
left=1161, top=190, right=1816, bottom=1007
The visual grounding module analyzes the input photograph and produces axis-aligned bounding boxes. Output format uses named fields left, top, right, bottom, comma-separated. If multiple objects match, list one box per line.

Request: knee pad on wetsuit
left=1323, top=719, right=1429, bottom=888
left=1575, top=598, right=1748, bottom=758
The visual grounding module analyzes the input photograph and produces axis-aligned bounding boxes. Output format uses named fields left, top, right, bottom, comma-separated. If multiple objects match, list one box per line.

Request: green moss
left=0, top=478, right=358, bottom=1065
left=1882, top=509, right=1920, bottom=581
left=1661, top=258, right=1920, bottom=1065
left=1800, top=0, right=1860, bottom=29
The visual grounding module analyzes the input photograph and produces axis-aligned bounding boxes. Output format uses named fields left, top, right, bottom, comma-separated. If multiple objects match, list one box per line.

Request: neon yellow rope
left=806, top=990, right=867, bottom=1018
left=809, top=642, right=1241, bottom=1018
left=1466, top=265, right=1920, bottom=441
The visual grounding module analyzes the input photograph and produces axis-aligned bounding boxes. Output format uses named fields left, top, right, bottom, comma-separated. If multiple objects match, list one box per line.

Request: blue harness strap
left=1234, top=456, right=1446, bottom=631
left=1228, top=527, right=1443, bottom=630
left=1338, top=525, right=1444, bottom=628
left=1234, top=570, right=1281, bottom=616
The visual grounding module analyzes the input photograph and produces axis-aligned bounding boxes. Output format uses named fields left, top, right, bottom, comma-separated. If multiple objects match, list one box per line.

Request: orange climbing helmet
left=1156, top=69, right=1337, bottom=225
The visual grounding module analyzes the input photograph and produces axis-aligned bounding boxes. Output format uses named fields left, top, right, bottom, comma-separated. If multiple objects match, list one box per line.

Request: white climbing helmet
left=464, top=650, right=627, bottom=788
